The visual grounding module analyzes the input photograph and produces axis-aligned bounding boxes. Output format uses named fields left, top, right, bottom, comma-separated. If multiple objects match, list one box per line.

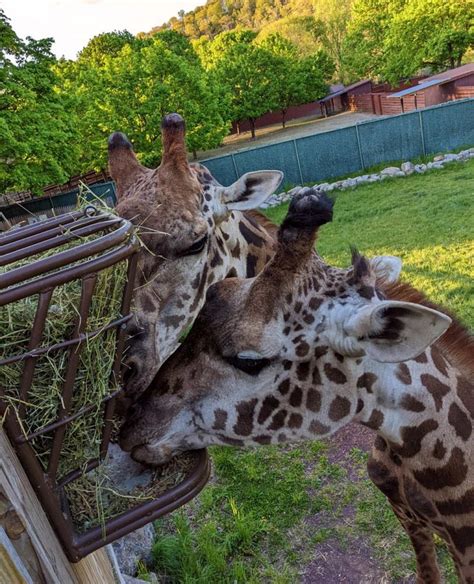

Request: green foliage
left=0, top=9, right=79, bottom=193
left=343, top=0, right=473, bottom=82
left=383, top=0, right=474, bottom=83
left=77, top=30, right=135, bottom=66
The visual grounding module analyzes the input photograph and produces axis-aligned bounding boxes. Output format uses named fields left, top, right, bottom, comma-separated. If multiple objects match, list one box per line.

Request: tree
left=0, top=9, right=79, bottom=193
left=256, top=16, right=325, bottom=56
left=382, top=0, right=474, bottom=83
left=313, top=0, right=352, bottom=83
left=77, top=30, right=135, bottom=66
left=58, top=35, right=230, bottom=168
left=259, top=33, right=333, bottom=127
left=342, top=0, right=406, bottom=81
left=210, top=30, right=282, bottom=138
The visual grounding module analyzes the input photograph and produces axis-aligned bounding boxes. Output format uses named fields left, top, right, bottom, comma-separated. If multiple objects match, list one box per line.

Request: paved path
left=196, top=112, right=378, bottom=161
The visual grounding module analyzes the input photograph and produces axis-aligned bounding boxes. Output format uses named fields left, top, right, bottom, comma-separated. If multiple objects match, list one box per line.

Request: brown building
left=387, top=63, right=474, bottom=112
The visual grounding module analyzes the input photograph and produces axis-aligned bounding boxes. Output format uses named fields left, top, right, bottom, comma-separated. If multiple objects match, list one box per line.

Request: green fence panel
left=1, top=182, right=116, bottom=221
left=296, top=126, right=361, bottom=183
left=200, top=99, right=474, bottom=188
left=421, top=100, right=474, bottom=154
left=234, top=141, right=301, bottom=187
left=200, top=155, right=238, bottom=186
left=358, top=111, right=424, bottom=168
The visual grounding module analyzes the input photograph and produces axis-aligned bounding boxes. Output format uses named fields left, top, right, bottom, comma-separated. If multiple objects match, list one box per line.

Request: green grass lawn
left=146, top=159, right=473, bottom=583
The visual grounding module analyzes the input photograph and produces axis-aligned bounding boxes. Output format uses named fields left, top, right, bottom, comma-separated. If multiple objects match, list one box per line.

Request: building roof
left=422, top=62, right=474, bottom=83
left=389, top=78, right=442, bottom=98
left=318, top=79, right=371, bottom=102
left=389, top=63, right=474, bottom=98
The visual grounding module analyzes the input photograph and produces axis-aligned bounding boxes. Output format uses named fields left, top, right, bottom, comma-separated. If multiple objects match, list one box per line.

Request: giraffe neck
left=353, top=346, right=473, bottom=464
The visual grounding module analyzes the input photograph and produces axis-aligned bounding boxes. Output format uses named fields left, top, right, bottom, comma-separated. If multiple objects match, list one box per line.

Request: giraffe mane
left=245, top=209, right=279, bottom=239
left=380, top=278, right=474, bottom=379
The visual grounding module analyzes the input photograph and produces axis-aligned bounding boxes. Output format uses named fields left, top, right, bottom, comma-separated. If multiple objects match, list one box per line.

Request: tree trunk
left=192, top=150, right=197, bottom=160
left=249, top=118, right=256, bottom=140
left=237, top=122, right=241, bottom=135
left=282, top=109, right=287, bottom=129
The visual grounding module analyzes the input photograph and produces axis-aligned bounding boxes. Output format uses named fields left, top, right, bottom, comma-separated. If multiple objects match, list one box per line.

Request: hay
left=65, top=450, right=194, bottom=533
left=0, top=192, right=192, bottom=531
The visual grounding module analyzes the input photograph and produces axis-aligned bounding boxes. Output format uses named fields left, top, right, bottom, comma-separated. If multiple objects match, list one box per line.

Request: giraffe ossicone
left=109, top=113, right=282, bottom=401
left=121, top=189, right=474, bottom=582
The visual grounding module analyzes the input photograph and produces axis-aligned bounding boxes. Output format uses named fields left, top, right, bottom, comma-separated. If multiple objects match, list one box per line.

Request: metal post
left=230, top=154, right=239, bottom=181
left=354, top=123, right=365, bottom=170
left=293, top=140, right=304, bottom=185
left=418, top=110, right=426, bottom=156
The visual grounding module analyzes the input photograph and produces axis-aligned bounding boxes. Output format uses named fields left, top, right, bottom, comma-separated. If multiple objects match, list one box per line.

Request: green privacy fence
left=201, top=98, right=474, bottom=187
left=0, top=181, right=116, bottom=230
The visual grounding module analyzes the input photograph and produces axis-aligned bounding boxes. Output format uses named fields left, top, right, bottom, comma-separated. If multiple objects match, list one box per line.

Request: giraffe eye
left=224, top=356, right=271, bottom=376
left=182, top=235, right=208, bottom=256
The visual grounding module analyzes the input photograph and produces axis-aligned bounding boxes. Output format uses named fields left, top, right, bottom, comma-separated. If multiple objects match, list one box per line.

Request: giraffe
left=120, top=190, right=474, bottom=583
left=109, top=112, right=282, bottom=401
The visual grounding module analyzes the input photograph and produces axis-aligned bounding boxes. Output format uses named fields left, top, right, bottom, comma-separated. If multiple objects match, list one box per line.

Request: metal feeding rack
left=0, top=208, right=210, bottom=561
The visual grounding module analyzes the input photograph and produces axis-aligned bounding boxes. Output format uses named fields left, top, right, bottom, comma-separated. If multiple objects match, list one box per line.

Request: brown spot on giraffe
left=400, top=394, right=426, bottom=412
left=396, top=362, right=412, bottom=385
left=414, top=447, right=468, bottom=490
left=356, top=372, right=377, bottom=393
left=234, top=399, right=258, bottom=436
left=328, top=395, right=351, bottom=421
left=363, top=409, right=384, bottom=430
left=213, top=409, right=228, bottom=431
left=448, top=402, right=472, bottom=441
left=257, top=396, right=280, bottom=424
left=324, top=363, right=347, bottom=384
left=420, top=374, right=450, bottom=412
left=432, top=439, right=446, bottom=460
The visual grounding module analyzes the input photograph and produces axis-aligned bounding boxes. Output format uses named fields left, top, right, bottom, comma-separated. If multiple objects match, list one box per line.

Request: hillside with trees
left=0, top=0, right=472, bottom=194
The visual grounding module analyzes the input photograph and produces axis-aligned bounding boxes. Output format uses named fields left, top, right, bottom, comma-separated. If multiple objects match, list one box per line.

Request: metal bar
left=14, top=389, right=122, bottom=445
left=0, top=314, right=132, bottom=367
left=99, top=252, right=138, bottom=458
left=0, top=211, right=83, bottom=244
left=18, top=289, right=54, bottom=418
left=0, top=221, right=130, bottom=281
left=419, top=110, right=426, bottom=156
left=0, top=214, right=109, bottom=256
left=0, top=240, right=137, bottom=306
left=0, top=218, right=122, bottom=266
left=47, top=274, right=98, bottom=479
left=293, top=140, right=304, bottom=184
left=354, top=123, right=365, bottom=170
left=230, top=154, right=239, bottom=182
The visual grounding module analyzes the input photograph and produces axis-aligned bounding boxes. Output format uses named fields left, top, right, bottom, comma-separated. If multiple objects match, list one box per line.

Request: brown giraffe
left=121, top=190, right=474, bottom=583
left=109, top=113, right=282, bottom=400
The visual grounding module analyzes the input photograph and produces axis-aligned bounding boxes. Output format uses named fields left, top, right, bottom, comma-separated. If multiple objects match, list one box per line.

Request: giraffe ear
left=220, top=171, right=283, bottom=211
left=370, top=256, right=402, bottom=284
left=345, top=301, right=451, bottom=363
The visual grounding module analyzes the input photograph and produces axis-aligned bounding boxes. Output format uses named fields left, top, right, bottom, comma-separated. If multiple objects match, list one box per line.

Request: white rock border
left=259, top=148, right=474, bottom=209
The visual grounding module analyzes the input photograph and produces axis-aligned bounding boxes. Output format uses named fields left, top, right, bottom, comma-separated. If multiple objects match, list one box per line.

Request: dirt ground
left=196, top=111, right=378, bottom=161
left=301, top=424, right=408, bottom=584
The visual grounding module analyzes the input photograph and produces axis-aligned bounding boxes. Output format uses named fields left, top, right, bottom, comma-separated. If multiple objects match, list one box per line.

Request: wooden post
left=0, top=431, right=117, bottom=583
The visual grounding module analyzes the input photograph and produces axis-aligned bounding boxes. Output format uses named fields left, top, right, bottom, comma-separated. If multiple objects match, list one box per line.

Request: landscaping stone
left=262, top=150, right=465, bottom=209
left=414, top=164, right=427, bottom=173
left=381, top=166, right=404, bottom=177
left=401, top=161, right=415, bottom=175
left=113, top=524, right=155, bottom=576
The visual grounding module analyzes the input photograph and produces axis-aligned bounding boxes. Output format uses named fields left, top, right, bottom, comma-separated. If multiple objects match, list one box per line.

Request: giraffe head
left=109, top=113, right=282, bottom=399
left=120, top=190, right=451, bottom=464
